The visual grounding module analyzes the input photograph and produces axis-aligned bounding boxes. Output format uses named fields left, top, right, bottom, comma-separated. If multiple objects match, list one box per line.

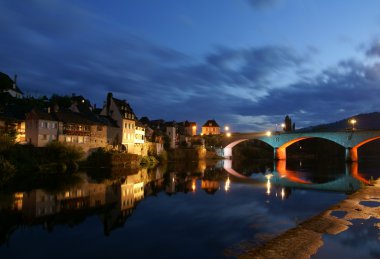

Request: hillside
left=298, top=112, right=380, bottom=132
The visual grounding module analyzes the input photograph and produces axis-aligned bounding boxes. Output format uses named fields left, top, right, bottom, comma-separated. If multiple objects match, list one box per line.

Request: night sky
left=1, top=0, right=380, bottom=131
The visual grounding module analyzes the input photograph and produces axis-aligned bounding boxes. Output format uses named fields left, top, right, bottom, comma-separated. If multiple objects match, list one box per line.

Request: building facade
left=100, top=92, right=141, bottom=153
left=201, top=120, right=220, bottom=135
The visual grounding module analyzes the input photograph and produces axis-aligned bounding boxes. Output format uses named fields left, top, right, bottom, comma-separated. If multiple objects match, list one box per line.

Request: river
left=0, top=159, right=379, bottom=258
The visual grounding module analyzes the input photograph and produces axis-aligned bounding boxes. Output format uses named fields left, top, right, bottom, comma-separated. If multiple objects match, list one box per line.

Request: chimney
left=13, top=74, right=17, bottom=89
left=106, top=92, right=113, bottom=115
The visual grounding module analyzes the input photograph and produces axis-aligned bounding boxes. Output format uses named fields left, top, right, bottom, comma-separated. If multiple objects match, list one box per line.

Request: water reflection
left=0, top=159, right=378, bottom=258
left=0, top=167, right=166, bottom=242
left=223, top=159, right=372, bottom=197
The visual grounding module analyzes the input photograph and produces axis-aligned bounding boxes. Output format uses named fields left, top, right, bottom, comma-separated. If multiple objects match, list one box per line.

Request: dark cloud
left=365, top=40, right=380, bottom=57
left=246, top=0, right=279, bottom=9
left=1, top=0, right=380, bottom=131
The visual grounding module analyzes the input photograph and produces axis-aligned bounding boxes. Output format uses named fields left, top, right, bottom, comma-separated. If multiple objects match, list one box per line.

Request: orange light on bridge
left=226, top=132, right=231, bottom=137
left=266, top=130, right=272, bottom=137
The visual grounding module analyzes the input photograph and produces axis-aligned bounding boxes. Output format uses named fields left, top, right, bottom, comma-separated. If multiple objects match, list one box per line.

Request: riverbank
left=239, top=178, right=380, bottom=259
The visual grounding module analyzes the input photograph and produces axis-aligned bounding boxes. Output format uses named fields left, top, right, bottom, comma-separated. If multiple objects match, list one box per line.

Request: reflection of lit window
left=224, top=177, right=230, bottom=192
left=65, top=191, right=70, bottom=198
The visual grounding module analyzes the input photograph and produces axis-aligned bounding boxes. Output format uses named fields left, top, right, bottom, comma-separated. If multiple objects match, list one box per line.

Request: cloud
left=365, top=39, right=380, bottom=57
left=1, top=0, right=380, bottom=131
left=246, top=0, right=280, bottom=9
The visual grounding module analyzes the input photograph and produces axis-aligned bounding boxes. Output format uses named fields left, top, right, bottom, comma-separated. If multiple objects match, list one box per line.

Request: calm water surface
left=0, top=159, right=379, bottom=259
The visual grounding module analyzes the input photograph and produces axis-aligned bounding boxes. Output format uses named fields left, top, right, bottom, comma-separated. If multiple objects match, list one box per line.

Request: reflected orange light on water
left=224, top=177, right=230, bottom=192
left=266, top=174, right=272, bottom=195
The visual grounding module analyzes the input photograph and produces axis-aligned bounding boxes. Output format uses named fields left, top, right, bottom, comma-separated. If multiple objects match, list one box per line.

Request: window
left=66, top=136, right=72, bottom=142
left=97, top=126, right=102, bottom=131
left=52, top=123, right=57, bottom=129
left=41, top=134, right=47, bottom=140
left=43, top=122, right=48, bottom=128
left=51, top=134, right=57, bottom=140
left=78, top=136, right=84, bottom=143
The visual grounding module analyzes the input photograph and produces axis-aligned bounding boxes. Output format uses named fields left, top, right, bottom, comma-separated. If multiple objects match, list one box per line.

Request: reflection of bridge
left=223, top=160, right=367, bottom=193
left=222, top=130, right=380, bottom=162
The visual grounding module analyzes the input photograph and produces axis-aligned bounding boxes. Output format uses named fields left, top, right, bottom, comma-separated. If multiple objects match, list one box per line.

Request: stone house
left=26, top=108, right=108, bottom=153
left=26, top=109, right=58, bottom=147
left=100, top=92, right=140, bottom=153
left=201, top=119, right=220, bottom=135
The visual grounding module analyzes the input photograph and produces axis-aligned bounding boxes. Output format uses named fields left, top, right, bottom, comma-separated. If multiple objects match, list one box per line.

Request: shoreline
left=239, top=178, right=380, bottom=259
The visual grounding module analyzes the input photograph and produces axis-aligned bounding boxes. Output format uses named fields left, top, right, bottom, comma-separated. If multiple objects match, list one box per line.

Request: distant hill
left=298, top=112, right=380, bottom=132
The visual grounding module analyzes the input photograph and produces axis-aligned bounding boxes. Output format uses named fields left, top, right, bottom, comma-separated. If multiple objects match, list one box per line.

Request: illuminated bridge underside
left=223, top=131, right=380, bottom=162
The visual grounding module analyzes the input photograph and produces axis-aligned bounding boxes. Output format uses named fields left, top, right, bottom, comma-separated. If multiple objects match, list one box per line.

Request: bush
left=0, top=156, right=16, bottom=185
left=45, top=141, right=84, bottom=164
left=139, top=156, right=159, bottom=168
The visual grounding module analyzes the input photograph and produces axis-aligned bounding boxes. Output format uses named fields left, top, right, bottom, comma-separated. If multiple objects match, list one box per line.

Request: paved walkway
left=239, top=179, right=380, bottom=259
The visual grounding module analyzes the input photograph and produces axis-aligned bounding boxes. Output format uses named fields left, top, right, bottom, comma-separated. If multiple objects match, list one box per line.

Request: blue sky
left=1, top=0, right=380, bottom=131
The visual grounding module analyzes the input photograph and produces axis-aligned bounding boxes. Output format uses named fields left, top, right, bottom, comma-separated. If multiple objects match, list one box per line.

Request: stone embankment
left=240, top=179, right=380, bottom=259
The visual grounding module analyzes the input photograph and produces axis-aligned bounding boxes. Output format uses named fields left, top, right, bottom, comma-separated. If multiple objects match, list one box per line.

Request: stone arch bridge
left=222, top=130, right=380, bottom=162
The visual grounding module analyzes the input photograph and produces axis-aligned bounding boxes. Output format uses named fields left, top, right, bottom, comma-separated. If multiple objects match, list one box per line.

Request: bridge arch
left=348, top=136, right=380, bottom=162
left=275, top=136, right=345, bottom=160
left=223, top=138, right=273, bottom=158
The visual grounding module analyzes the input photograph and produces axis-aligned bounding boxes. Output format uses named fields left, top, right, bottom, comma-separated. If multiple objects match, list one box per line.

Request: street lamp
left=224, top=126, right=229, bottom=131
left=281, top=123, right=285, bottom=131
left=349, top=119, right=357, bottom=131
left=192, top=125, right=197, bottom=135
left=226, top=132, right=231, bottom=137
left=266, top=130, right=272, bottom=137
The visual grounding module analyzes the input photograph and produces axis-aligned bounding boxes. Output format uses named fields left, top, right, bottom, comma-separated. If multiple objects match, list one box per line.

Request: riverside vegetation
left=0, top=133, right=161, bottom=190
